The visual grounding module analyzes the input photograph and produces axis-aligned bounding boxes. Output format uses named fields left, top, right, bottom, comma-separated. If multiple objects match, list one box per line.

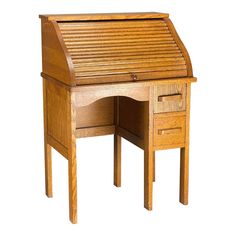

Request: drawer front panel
left=154, top=113, right=186, bottom=149
left=154, top=84, right=186, bottom=113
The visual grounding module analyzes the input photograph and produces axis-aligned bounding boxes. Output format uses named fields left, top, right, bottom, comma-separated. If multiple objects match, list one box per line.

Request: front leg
left=44, top=141, right=53, bottom=197
left=144, top=88, right=154, bottom=210
left=114, top=134, right=121, bottom=187
left=68, top=92, right=77, bottom=224
left=43, top=79, right=53, bottom=197
left=68, top=143, right=77, bottom=223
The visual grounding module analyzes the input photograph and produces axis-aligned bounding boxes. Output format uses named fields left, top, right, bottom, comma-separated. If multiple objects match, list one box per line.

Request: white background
left=0, top=0, right=236, bottom=235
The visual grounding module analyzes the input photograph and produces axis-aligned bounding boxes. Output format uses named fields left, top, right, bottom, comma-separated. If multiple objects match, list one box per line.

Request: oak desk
left=39, top=12, right=196, bottom=223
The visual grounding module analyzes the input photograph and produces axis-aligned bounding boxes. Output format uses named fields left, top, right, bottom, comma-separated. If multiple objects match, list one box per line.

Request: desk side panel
left=45, top=79, right=69, bottom=149
left=119, top=97, right=145, bottom=139
left=41, top=19, right=75, bottom=85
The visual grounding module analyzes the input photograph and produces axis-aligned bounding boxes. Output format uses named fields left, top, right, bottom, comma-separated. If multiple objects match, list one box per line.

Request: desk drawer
left=153, top=113, right=186, bottom=149
left=154, top=84, right=186, bottom=113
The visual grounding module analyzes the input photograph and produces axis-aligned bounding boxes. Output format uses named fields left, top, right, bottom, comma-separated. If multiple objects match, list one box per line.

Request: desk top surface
left=39, top=12, right=169, bottom=21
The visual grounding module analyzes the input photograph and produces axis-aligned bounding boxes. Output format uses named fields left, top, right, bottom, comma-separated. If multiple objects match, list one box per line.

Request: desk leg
left=114, top=134, right=121, bottom=187
left=153, top=151, right=155, bottom=182
left=144, top=89, right=154, bottom=211
left=144, top=148, right=153, bottom=210
left=114, top=97, right=121, bottom=187
left=43, top=79, right=53, bottom=197
left=180, top=83, right=191, bottom=205
left=44, top=141, right=52, bottom=197
left=180, top=147, right=189, bottom=204
left=68, top=92, right=77, bottom=224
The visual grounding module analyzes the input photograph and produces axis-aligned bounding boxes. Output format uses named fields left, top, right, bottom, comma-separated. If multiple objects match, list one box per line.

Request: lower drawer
left=153, top=112, right=186, bottom=150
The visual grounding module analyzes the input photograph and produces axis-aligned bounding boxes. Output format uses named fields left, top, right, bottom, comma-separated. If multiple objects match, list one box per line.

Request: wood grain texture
left=58, top=19, right=189, bottom=85
left=114, top=97, right=121, bottom=187
left=39, top=12, right=169, bottom=21
left=119, top=97, right=145, bottom=139
left=116, top=126, right=144, bottom=149
left=153, top=112, right=186, bottom=150
left=40, top=13, right=196, bottom=223
left=70, top=77, right=197, bottom=92
left=47, top=135, right=68, bottom=159
left=74, top=84, right=149, bottom=107
left=76, top=97, right=114, bottom=128
left=41, top=19, right=75, bottom=85
left=143, top=87, right=154, bottom=210
left=180, top=84, right=191, bottom=205
left=164, top=18, right=193, bottom=76
left=46, top=79, right=69, bottom=147
left=43, top=79, right=53, bottom=197
left=67, top=92, right=77, bottom=224
left=153, top=151, right=155, bottom=182
left=76, top=125, right=115, bottom=138
left=154, top=83, right=186, bottom=113
left=114, top=134, right=121, bottom=187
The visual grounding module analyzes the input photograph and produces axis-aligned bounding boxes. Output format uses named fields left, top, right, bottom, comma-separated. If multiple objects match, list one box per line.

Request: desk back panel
left=76, top=97, right=114, bottom=128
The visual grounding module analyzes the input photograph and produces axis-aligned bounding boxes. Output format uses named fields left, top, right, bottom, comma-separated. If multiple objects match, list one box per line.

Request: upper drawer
left=154, top=84, right=186, bottom=113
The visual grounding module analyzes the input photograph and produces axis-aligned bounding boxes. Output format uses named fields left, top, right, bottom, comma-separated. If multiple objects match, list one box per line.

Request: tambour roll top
left=40, top=12, right=193, bottom=86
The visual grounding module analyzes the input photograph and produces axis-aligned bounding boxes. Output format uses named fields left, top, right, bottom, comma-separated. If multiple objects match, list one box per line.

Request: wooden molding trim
left=117, top=126, right=144, bottom=149
left=39, top=12, right=169, bottom=21
left=75, top=125, right=115, bottom=138
left=47, top=134, right=68, bottom=159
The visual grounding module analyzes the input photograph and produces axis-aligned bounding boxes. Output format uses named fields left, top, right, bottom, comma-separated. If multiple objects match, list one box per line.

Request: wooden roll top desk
left=39, top=12, right=196, bottom=223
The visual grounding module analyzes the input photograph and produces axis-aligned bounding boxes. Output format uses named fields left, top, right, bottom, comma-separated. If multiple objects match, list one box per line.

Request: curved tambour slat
left=59, top=20, right=167, bottom=28
left=64, top=38, right=174, bottom=45
left=68, top=45, right=178, bottom=54
left=75, top=65, right=187, bottom=77
left=72, top=57, right=185, bottom=65
left=58, top=19, right=188, bottom=83
left=69, top=50, right=181, bottom=58
left=71, top=51, right=183, bottom=60
left=74, top=62, right=186, bottom=73
left=74, top=58, right=185, bottom=68
left=76, top=70, right=188, bottom=85
left=66, top=41, right=176, bottom=49
left=62, top=33, right=172, bottom=40
left=68, top=47, right=179, bottom=55
left=61, top=26, right=169, bottom=35
left=66, top=43, right=177, bottom=50
left=61, top=30, right=170, bottom=37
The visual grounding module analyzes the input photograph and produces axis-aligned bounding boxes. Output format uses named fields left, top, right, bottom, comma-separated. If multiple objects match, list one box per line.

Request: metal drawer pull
left=158, top=93, right=182, bottom=102
left=158, top=127, right=182, bottom=135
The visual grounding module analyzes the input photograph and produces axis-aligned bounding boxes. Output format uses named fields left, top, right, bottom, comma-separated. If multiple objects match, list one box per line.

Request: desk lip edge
left=39, top=12, right=169, bottom=21
left=41, top=72, right=197, bottom=91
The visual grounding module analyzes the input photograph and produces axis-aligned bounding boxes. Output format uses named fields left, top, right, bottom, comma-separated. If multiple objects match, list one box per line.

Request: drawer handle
left=158, top=127, right=182, bottom=135
left=131, top=73, right=137, bottom=81
left=158, top=94, right=182, bottom=102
